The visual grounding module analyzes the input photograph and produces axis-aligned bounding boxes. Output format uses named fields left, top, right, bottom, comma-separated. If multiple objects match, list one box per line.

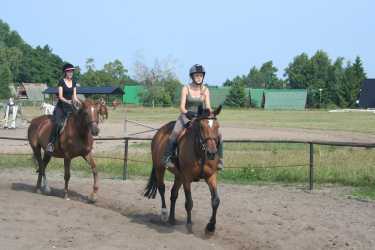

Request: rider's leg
left=46, top=107, right=63, bottom=153
left=217, top=132, right=224, bottom=170
left=163, top=114, right=189, bottom=169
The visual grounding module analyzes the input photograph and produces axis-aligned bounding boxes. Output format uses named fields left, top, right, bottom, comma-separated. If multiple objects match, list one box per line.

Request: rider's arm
left=179, top=86, right=188, bottom=114
left=73, top=87, right=81, bottom=104
left=58, top=86, right=71, bottom=104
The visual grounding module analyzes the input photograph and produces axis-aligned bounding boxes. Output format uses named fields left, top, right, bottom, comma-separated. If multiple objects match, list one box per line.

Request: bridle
left=77, top=103, right=99, bottom=128
left=194, top=116, right=219, bottom=159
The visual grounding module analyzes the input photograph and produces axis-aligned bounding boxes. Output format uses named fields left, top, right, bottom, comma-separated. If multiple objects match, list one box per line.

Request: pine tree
left=224, top=82, right=246, bottom=107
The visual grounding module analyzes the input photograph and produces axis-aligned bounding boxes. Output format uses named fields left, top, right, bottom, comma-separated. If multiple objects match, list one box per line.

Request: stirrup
left=218, top=159, right=224, bottom=171
left=164, top=155, right=176, bottom=169
left=46, top=143, right=54, bottom=153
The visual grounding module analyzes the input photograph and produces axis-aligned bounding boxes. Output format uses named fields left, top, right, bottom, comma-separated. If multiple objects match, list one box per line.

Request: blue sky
left=1, top=0, right=374, bottom=84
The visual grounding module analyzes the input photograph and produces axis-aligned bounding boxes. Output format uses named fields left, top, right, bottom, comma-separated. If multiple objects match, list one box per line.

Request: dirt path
left=1, top=169, right=375, bottom=250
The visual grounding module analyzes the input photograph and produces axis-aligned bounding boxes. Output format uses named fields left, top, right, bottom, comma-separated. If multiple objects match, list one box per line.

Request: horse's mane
left=197, top=105, right=214, bottom=119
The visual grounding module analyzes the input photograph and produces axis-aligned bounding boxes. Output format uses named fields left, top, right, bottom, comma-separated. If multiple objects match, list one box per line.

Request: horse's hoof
left=161, top=208, right=168, bottom=222
left=64, top=193, right=70, bottom=200
left=168, top=217, right=176, bottom=225
left=42, top=186, right=51, bottom=195
left=186, top=223, right=193, bottom=234
left=88, top=193, right=97, bottom=203
left=36, top=188, right=42, bottom=194
left=205, top=223, right=216, bottom=234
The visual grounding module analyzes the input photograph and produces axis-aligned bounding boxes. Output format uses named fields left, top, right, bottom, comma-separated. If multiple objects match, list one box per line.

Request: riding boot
left=218, top=142, right=224, bottom=171
left=46, top=123, right=60, bottom=153
left=163, top=138, right=177, bottom=170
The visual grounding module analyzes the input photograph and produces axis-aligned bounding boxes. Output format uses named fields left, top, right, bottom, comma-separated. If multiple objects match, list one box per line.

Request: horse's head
left=95, top=101, right=108, bottom=121
left=195, top=105, right=222, bottom=160
left=78, top=99, right=100, bottom=136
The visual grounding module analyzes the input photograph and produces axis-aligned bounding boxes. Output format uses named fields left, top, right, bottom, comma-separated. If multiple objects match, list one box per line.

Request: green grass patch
left=2, top=144, right=374, bottom=190
left=350, top=186, right=375, bottom=201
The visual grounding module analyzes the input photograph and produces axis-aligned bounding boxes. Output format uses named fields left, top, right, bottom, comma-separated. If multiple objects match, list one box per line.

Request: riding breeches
left=52, top=102, right=73, bottom=127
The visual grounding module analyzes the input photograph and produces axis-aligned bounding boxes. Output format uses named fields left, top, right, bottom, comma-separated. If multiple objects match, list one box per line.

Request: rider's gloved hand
left=185, top=111, right=197, bottom=120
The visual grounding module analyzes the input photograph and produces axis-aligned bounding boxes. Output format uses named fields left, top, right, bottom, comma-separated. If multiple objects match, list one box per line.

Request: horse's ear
left=213, top=105, right=222, bottom=116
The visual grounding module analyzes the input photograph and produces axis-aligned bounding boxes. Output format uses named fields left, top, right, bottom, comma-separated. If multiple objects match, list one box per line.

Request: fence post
left=309, top=143, right=314, bottom=190
left=123, top=138, right=129, bottom=181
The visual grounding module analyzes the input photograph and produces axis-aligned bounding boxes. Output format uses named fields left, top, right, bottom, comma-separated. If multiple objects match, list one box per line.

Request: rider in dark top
left=46, top=63, right=81, bottom=153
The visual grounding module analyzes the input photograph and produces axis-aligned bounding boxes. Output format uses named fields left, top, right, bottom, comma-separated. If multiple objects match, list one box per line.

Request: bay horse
left=27, top=99, right=100, bottom=201
left=112, top=99, right=121, bottom=110
left=95, top=100, right=108, bottom=122
left=145, top=105, right=222, bottom=234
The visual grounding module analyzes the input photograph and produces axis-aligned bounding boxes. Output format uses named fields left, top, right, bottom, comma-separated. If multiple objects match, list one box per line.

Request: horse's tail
left=144, top=164, right=158, bottom=199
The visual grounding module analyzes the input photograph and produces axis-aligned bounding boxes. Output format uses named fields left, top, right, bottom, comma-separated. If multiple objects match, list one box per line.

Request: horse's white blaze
left=208, top=119, right=214, bottom=128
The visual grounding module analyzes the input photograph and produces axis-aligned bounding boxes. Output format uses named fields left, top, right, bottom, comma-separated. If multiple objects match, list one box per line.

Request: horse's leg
left=156, top=167, right=168, bottom=222
left=41, top=153, right=52, bottom=195
left=168, top=177, right=182, bottom=225
left=183, top=182, right=193, bottom=233
left=33, top=146, right=44, bottom=193
left=63, top=158, right=71, bottom=200
left=205, top=174, right=220, bottom=234
left=83, top=153, right=98, bottom=202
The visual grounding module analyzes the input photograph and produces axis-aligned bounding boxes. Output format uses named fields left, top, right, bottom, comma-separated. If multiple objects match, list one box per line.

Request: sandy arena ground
left=1, top=115, right=375, bottom=249
left=1, top=169, right=375, bottom=250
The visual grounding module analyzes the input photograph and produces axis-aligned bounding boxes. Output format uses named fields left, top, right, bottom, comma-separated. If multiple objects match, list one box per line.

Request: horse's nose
left=207, top=150, right=217, bottom=160
left=207, top=144, right=218, bottom=160
left=91, top=123, right=100, bottom=136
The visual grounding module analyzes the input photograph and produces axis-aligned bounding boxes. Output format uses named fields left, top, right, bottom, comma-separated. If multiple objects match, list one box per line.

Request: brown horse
left=112, top=99, right=121, bottom=110
left=145, top=105, right=222, bottom=234
left=27, top=99, right=100, bottom=201
left=95, top=101, right=108, bottom=122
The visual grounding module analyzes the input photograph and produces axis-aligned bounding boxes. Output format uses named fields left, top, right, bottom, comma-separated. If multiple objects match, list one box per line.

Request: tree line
left=223, top=51, right=366, bottom=108
left=0, top=19, right=368, bottom=108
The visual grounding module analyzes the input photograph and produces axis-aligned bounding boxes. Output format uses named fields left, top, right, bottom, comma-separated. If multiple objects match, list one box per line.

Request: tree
left=0, top=47, right=22, bottom=81
left=341, top=56, right=366, bottom=107
left=247, top=66, right=264, bottom=88
left=79, top=58, right=132, bottom=88
left=133, top=57, right=181, bottom=106
left=284, top=53, right=311, bottom=89
left=0, top=64, right=12, bottom=98
left=224, top=82, right=246, bottom=107
left=327, top=57, right=346, bottom=107
left=223, top=78, right=233, bottom=87
left=285, top=50, right=333, bottom=107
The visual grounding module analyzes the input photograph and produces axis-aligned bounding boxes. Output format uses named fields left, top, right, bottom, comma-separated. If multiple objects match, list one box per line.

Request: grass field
left=23, top=105, right=375, bottom=133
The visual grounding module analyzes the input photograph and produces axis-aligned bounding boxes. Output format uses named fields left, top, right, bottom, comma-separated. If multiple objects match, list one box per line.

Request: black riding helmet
left=62, top=63, right=75, bottom=72
left=189, top=64, right=206, bottom=78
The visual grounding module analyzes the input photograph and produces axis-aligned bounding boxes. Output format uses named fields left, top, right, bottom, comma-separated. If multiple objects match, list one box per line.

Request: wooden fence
left=1, top=136, right=375, bottom=190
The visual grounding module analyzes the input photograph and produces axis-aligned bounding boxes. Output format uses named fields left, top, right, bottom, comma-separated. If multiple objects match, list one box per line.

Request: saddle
left=169, top=120, right=195, bottom=168
left=176, top=120, right=193, bottom=142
